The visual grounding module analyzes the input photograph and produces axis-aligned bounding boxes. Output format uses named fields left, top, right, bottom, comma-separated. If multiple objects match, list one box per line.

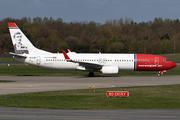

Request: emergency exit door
left=36, top=56, right=41, bottom=65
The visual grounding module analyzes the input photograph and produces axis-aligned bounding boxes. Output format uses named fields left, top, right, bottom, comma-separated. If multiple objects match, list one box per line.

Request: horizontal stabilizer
left=9, top=52, right=27, bottom=58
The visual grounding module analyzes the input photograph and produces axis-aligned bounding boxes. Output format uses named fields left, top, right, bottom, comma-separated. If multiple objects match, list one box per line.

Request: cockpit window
left=163, top=59, right=170, bottom=61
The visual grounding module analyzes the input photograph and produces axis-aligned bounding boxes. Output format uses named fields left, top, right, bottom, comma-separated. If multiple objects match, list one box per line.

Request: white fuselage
left=15, top=53, right=135, bottom=71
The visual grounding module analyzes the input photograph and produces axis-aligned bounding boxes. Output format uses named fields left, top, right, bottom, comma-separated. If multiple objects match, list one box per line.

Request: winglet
left=62, top=50, right=70, bottom=60
left=67, top=49, right=71, bottom=53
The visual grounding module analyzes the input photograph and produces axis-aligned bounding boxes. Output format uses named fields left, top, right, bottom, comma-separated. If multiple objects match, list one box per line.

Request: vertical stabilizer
left=8, top=23, right=51, bottom=55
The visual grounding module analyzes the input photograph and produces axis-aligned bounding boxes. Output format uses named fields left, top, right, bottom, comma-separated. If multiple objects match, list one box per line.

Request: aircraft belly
left=118, top=63, right=134, bottom=71
left=56, top=62, right=77, bottom=70
left=42, top=62, right=77, bottom=70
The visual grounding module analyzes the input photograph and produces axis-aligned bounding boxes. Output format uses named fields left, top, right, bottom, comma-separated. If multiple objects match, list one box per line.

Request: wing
left=62, top=50, right=102, bottom=71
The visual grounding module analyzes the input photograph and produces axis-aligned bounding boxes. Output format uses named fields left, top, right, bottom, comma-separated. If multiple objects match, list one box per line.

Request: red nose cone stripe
left=172, top=62, right=177, bottom=68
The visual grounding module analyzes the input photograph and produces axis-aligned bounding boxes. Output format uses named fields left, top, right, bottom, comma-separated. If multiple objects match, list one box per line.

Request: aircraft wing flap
left=75, top=61, right=102, bottom=70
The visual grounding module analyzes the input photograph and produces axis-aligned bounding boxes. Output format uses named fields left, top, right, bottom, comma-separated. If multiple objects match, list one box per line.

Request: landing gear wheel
left=89, top=71, right=94, bottom=77
left=157, top=73, right=161, bottom=77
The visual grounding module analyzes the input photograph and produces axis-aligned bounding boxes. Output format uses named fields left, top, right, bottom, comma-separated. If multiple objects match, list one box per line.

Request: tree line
left=0, top=17, right=180, bottom=55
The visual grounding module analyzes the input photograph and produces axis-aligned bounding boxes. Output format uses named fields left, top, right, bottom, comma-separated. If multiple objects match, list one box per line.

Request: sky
left=0, top=0, right=180, bottom=24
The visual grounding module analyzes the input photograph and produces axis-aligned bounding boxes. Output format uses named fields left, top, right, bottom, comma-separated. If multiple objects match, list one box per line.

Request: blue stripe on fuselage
left=134, top=54, right=136, bottom=71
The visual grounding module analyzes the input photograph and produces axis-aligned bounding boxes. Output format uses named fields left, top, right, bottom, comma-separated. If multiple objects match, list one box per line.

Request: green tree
left=160, top=39, right=170, bottom=54
left=107, top=42, right=125, bottom=53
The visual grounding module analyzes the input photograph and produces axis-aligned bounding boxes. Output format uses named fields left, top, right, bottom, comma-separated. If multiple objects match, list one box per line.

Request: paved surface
left=0, top=107, right=180, bottom=120
left=1, top=75, right=180, bottom=120
left=0, top=75, right=180, bottom=95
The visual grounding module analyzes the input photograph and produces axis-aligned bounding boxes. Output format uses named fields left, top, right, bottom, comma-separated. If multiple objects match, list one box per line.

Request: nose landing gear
left=157, top=73, right=161, bottom=77
left=157, top=70, right=167, bottom=77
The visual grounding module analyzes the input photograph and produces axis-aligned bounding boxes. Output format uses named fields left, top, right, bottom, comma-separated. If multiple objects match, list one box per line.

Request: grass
left=0, top=65, right=179, bottom=76
left=159, top=53, right=180, bottom=62
left=0, top=58, right=19, bottom=63
left=0, top=54, right=179, bottom=110
left=0, top=80, right=15, bottom=82
left=0, top=84, right=180, bottom=109
left=0, top=65, right=91, bottom=76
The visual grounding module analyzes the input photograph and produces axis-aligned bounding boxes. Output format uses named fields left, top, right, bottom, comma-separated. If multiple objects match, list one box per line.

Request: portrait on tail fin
left=13, top=32, right=29, bottom=54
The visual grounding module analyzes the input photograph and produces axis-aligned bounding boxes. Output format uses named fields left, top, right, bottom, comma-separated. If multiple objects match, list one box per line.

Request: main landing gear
left=89, top=71, right=94, bottom=77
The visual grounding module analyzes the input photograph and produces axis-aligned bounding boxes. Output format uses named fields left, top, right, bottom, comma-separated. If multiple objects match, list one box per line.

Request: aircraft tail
left=8, top=23, right=51, bottom=55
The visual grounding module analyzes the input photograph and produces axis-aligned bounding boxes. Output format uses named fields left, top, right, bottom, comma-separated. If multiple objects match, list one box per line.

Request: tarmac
left=1, top=75, right=180, bottom=95
left=0, top=106, right=180, bottom=120
left=1, top=75, right=180, bottom=120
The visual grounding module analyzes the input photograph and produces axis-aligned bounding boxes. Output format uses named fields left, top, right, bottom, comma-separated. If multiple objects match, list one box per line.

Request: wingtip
left=62, top=50, right=65, bottom=53
left=67, top=49, right=71, bottom=53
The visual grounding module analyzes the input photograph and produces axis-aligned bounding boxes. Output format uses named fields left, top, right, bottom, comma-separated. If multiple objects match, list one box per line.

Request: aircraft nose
left=171, top=61, right=177, bottom=68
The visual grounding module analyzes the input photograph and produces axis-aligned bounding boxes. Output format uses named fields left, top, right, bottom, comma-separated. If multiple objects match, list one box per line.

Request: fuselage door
left=154, top=57, right=159, bottom=65
left=36, top=56, right=41, bottom=65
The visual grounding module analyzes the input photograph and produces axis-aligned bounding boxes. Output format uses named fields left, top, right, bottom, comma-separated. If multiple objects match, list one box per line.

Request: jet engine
left=101, top=66, right=119, bottom=74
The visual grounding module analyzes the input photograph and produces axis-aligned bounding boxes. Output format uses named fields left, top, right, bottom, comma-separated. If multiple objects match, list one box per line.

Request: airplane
left=8, top=23, right=177, bottom=77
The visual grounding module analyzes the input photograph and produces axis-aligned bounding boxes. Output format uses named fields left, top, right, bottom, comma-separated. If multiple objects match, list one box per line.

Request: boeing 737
left=8, top=23, right=176, bottom=77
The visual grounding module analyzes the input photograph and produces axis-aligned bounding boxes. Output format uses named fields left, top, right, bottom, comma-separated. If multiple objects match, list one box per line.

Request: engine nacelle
left=101, top=66, right=119, bottom=74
